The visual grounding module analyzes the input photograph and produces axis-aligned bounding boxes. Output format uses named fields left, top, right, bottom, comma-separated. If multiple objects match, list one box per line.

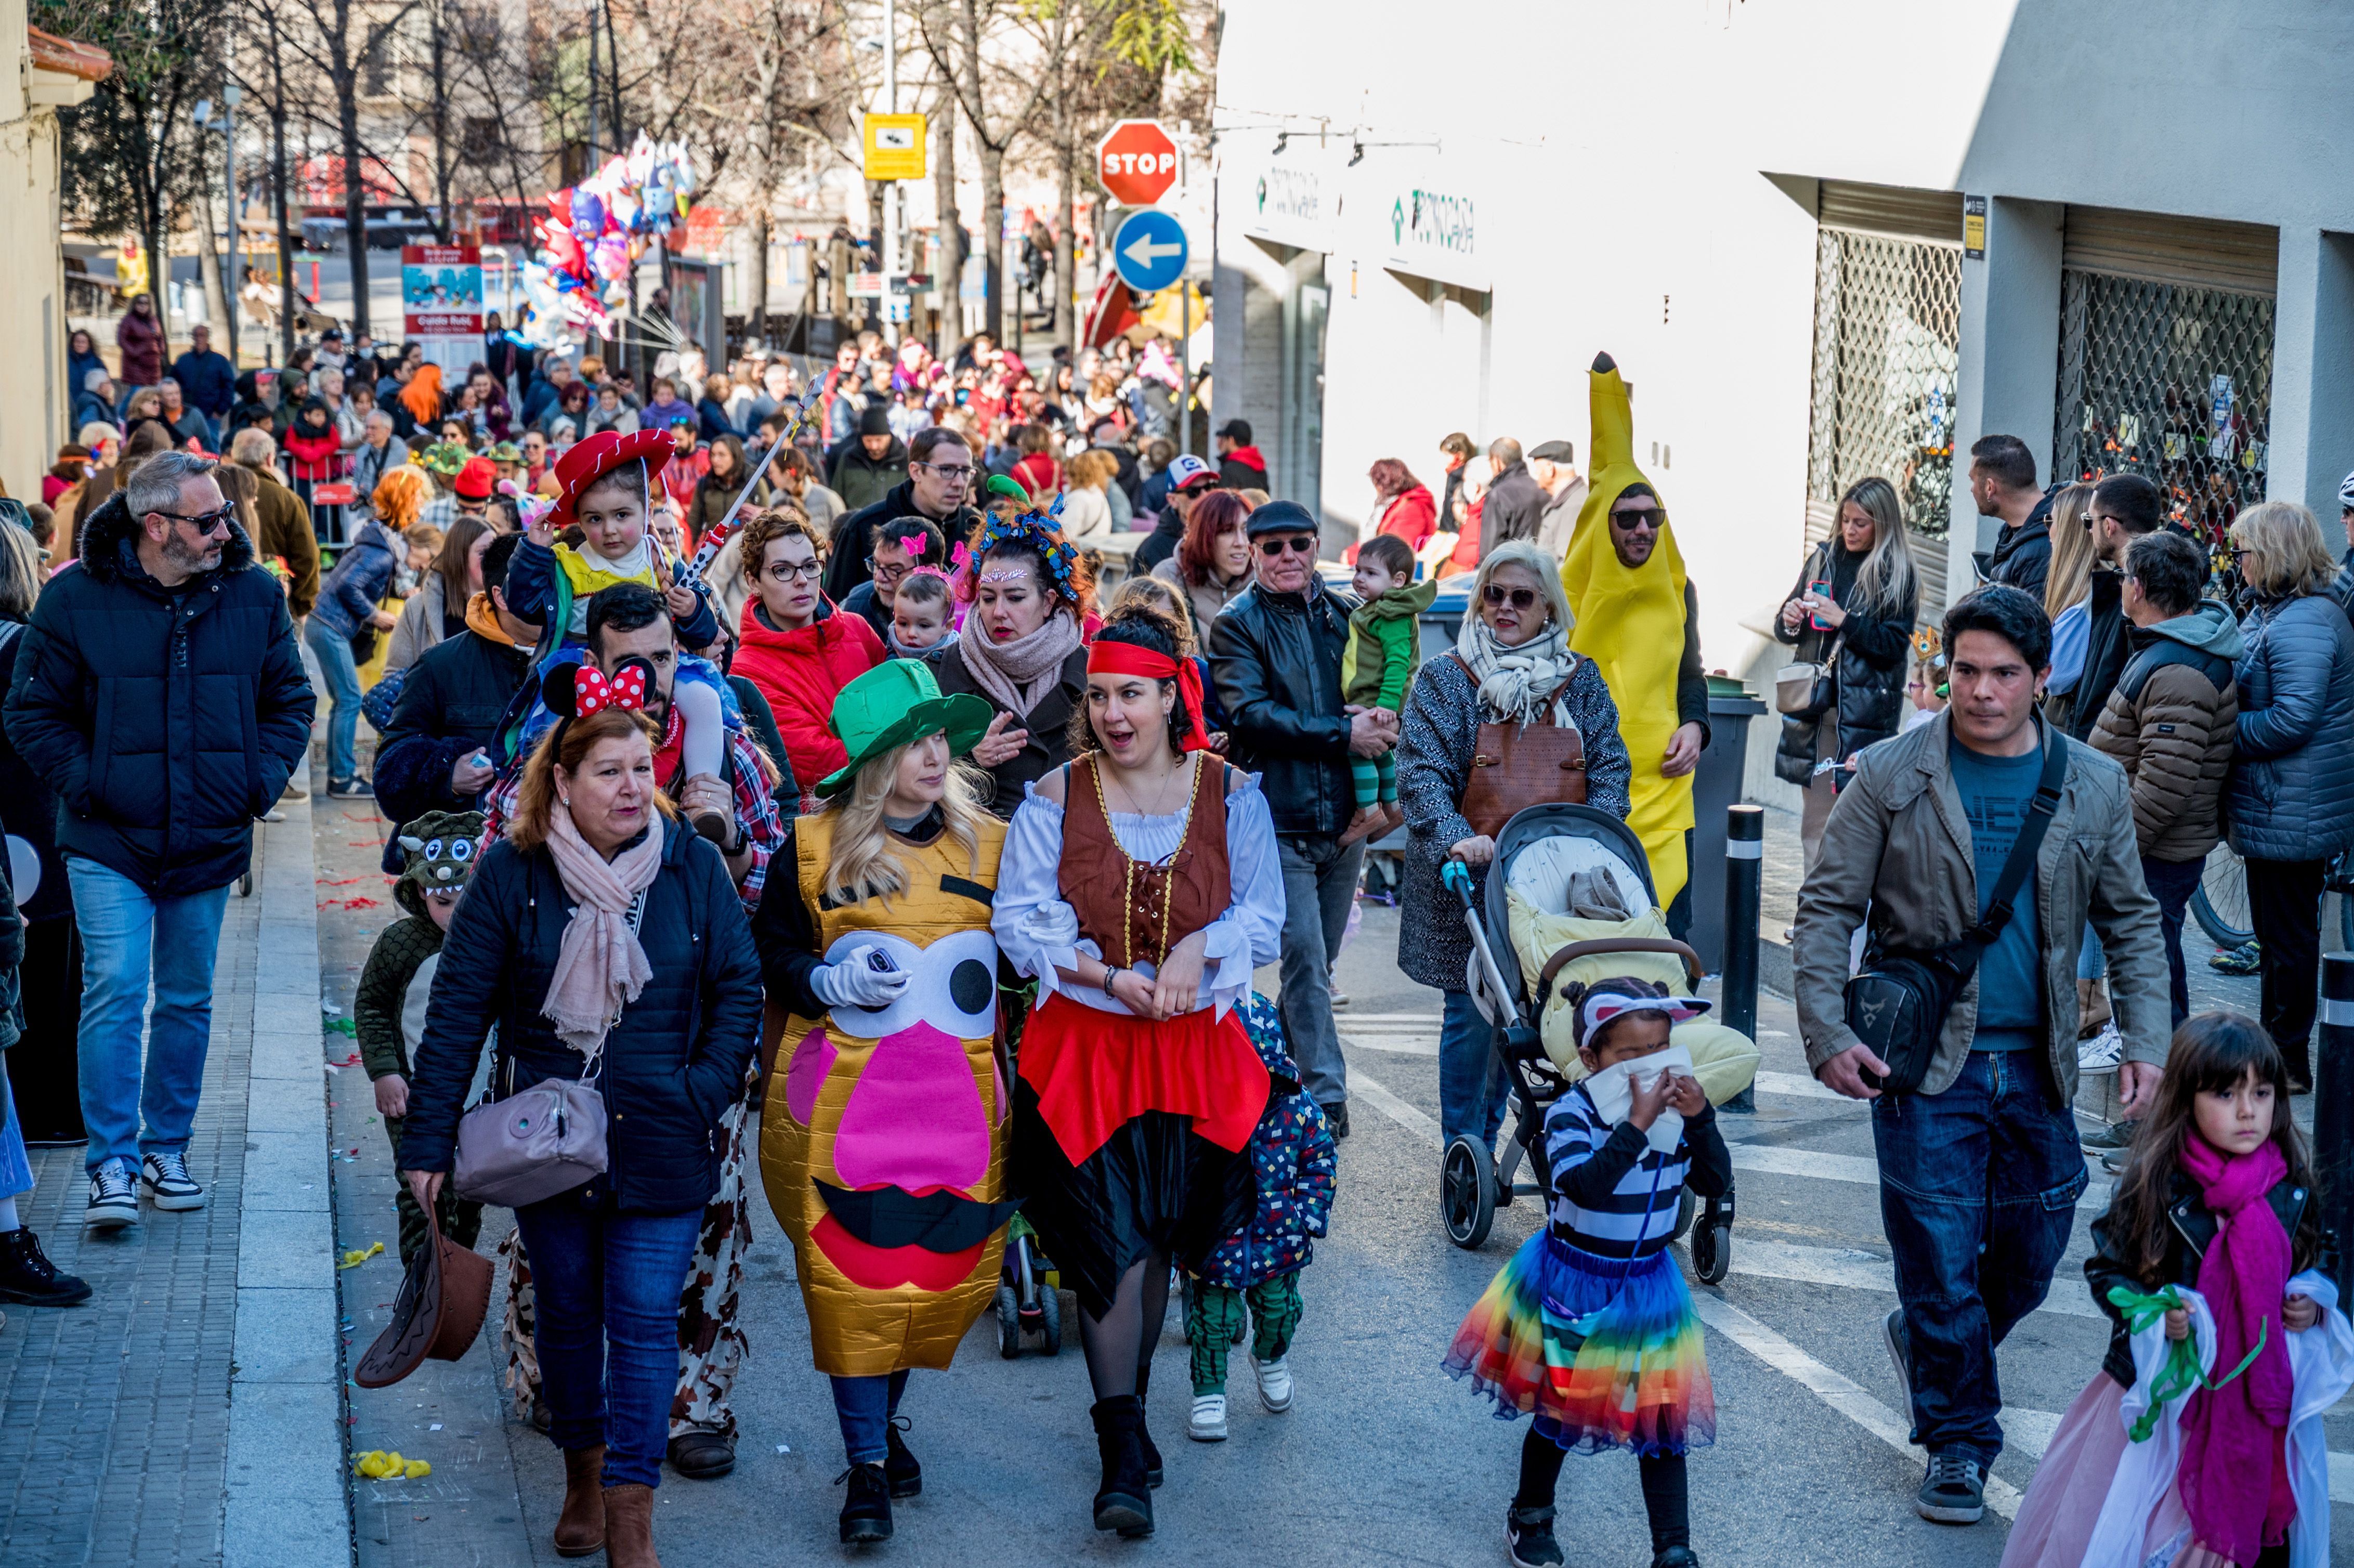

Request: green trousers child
left=1349, top=752, right=1398, bottom=811
left=1187, top=1273, right=1304, bottom=1395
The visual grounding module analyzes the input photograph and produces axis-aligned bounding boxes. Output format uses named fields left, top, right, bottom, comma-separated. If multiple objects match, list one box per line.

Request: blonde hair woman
left=398, top=688, right=763, bottom=1566
left=1058, top=449, right=1120, bottom=541
left=2222, top=500, right=2354, bottom=1091
left=1772, top=475, right=1921, bottom=868
left=747, top=659, right=1012, bottom=1546
left=2035, top=484, right=2100, bottom=728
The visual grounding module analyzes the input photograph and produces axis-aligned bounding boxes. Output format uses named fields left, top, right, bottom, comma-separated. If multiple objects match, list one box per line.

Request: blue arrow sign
left=1111, top=208, right=1189, bottom=295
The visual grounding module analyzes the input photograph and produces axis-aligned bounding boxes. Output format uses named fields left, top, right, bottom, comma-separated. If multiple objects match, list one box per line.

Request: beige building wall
left=0, top=0, right=99, bottom=502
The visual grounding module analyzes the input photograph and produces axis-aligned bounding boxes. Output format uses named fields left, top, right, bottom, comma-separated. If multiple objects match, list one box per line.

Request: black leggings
left=1517, top=1428, right=1689, bottom=1552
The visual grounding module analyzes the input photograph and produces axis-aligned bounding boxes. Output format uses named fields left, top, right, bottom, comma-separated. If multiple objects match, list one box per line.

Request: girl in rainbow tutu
left=1444, top=977, right=1731, bottom=1568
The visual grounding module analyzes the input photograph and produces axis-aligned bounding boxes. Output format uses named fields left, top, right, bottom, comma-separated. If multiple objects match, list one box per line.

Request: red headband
left=1087, top=642, right=1212, bottom=753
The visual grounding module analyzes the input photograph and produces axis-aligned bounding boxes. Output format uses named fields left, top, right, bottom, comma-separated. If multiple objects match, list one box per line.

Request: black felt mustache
left=816, top=1181, right=1021, bottom=1252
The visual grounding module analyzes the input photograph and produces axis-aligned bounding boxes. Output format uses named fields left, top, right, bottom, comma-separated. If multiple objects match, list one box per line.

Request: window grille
left=1805, top=227, right=1963, bottom=541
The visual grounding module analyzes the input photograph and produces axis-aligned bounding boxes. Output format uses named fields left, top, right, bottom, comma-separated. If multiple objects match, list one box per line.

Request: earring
left=560, top=793, right=570, bottom=806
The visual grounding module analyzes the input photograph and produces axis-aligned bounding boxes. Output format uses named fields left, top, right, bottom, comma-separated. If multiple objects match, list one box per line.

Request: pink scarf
left=2176, top=1134, right=2296, bottom=1565
left=538, top=806, right=664, bottom=1056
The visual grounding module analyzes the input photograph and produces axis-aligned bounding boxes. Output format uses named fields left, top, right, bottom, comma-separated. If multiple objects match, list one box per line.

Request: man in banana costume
left=751, top=660, right=1016, bottom=1547
left=1559, top=353, right=1711, bottom=916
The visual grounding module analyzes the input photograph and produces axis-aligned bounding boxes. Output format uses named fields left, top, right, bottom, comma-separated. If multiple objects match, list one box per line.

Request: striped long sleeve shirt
left=1541, top=1083, right=1733, bottom=1259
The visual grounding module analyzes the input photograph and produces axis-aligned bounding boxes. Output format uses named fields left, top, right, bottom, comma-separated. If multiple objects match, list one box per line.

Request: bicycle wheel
left=2192, top=844, right=2254, bottom=948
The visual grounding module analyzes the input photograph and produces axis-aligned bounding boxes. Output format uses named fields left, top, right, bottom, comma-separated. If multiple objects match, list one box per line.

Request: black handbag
left=1843, top=736, right=2067, bottom=1094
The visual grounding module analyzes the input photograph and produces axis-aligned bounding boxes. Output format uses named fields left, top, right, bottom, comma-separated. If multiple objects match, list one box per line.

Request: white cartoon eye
left=821, top=929, right=997, bottom=1040
left=423, top=838, right=444, bottom=860
left=450, top=838, right=473, bottom=861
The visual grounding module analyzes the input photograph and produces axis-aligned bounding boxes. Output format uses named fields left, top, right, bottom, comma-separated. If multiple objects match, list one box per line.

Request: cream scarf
left=1454, top=616, right=1579, bottom=726
left=957, top=609, right=1082, bottom=720
left=538, top=807, right=665, bottom=1056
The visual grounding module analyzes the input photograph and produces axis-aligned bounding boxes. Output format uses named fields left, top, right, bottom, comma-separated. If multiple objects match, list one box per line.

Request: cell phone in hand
left=1807, top=579, right=1835, bottom=631
left=864, top=948, right=898, bottom=974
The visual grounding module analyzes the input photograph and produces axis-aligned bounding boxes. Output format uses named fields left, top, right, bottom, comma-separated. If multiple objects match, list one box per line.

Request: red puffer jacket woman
left=284, top=400, right=347, bottom=484
left=730, top=596, right=884, bottom=802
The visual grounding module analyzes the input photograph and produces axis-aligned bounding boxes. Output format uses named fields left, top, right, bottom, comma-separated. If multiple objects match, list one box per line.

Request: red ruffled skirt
left=1017, top=994, right=1271, bottom=1165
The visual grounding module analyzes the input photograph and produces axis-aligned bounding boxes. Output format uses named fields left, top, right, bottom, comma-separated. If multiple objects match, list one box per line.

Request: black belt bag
left=1843, top=737, right=2067, bottom=1094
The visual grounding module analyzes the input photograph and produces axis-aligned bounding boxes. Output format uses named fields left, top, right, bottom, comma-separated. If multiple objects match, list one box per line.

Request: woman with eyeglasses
left=729, top=507, right=884, bottom=812
left=1395, top=540, right=1632, bottom=1165
left=1771, top=475, right=1920, bottom=871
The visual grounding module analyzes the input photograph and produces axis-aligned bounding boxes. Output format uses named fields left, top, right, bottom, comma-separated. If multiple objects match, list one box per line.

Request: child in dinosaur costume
left=1560, top=353, right=1705, bottom=912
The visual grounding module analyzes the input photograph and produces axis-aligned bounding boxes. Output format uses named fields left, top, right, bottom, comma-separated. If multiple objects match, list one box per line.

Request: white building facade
left=1209, top=0, right=2354, bottom=800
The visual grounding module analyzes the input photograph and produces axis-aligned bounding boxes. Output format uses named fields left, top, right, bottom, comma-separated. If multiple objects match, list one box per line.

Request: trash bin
left=1684, top=681, right=1767, bottom=975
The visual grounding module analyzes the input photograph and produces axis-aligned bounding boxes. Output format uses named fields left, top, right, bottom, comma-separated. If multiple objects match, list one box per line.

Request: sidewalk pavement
left=0, top=799, right=346, bottom=1567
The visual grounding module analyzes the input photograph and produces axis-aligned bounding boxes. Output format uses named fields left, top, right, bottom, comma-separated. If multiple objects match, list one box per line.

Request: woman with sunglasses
left=729, top=507, right=884, bottom=812
left=1394, top=539, right=1632, bottom=1170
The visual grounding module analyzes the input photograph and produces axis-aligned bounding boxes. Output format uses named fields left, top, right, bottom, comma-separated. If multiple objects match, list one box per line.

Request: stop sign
left=1097, top=120, right=1179, bottom=205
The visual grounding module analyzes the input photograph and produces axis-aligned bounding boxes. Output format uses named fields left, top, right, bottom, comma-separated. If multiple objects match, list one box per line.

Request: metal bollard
left=1722, top=804, right=1764, bottom=1114
left=2319, top=953, right=2354, bottom=1305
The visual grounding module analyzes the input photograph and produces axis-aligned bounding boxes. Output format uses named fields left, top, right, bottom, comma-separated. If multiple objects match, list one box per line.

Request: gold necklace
left=1113, top=753, right=1202, bottom=967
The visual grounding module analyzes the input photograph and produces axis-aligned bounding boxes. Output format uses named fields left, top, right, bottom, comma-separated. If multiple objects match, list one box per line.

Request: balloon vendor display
left=517, top=132, right=699, bottom=351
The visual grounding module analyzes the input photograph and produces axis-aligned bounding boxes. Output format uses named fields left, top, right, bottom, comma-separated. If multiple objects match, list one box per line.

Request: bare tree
left=918, top=0, right=1053, bottom=345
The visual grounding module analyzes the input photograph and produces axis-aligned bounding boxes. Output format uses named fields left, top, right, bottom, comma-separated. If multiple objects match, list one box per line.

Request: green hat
left=392, top=809, right=486, bottom=918
left=815, top=660, right=995, bottom=799
left=487, top=440, right=522, bottom=463
left=417, top=440, right=469, bottom=477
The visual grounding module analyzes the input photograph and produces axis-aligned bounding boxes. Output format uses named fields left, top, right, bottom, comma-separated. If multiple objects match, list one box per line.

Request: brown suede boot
left=2075, top=977, right=2112, bottom=1039
left=553, top=1445, right=607, bottom=1558
left=604, top=1482, right=660, bottom=1568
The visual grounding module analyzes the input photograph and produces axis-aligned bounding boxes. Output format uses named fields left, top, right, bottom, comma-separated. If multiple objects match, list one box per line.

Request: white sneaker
left=140, top=1151, right=206, bottom=1211
left=1187, top=1393, right=1227, bottom=1442
left=1251, top=1354, right=1293, bottom=1414
left=2077, top=1022, right=2124, bottom=1075
left=86, top=1159, right=139, bottom=1230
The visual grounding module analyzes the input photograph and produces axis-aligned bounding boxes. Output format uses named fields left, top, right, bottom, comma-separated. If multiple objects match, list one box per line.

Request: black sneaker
left=141, top=1151, right=206, bottom=1211
left=85, top=1159, right=138, bottom=1230
left=1506, top=1502, right=1564, bottom=1567
left=2080, top=1118, right=2137, bottom=1152
left=883, top=1417, right=921, bottom=1499
left=1881, top=1308, right=1913, bottom=1420
left=837, top=1462, right=893, bottom=1543
left=325, top=776, right=374, bottom=800
left=0, top=1229, right=92, bottom=1305
left=664, top=1429, right=734, bottom=1479
left=1652, top=1550, right=1702, bottom=1568
left=1916, top=1452, right=1986, bottom=1524
left=1323, top=1101, right=1350, bottom=1140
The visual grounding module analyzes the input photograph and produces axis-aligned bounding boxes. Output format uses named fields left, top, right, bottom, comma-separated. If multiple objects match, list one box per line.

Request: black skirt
left=1010, top=1079, right=1253, bottom=1320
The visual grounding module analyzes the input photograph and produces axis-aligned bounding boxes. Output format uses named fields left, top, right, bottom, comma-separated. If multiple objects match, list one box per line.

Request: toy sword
left=673, top=376, right=828, bottom=590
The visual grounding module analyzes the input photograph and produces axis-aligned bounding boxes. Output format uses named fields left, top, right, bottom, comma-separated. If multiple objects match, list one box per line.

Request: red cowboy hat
left=546, top=427, right=674, bottom=532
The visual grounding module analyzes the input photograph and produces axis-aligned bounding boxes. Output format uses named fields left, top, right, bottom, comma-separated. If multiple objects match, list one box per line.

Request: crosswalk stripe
left=1348, top=1069, right=1442, bottom=1151
left=1343, top=1033, right=1437, bottom=1055
left=1726, top=1238, right=2105, bottom=1320
left=1723, top=1140, right=2113, bottom=1212
left=1688, top=1291, right=2026, bottom=1521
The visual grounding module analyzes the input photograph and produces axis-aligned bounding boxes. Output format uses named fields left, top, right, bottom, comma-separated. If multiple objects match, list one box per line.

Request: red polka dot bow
left=573, top=663, right=647, bottom=715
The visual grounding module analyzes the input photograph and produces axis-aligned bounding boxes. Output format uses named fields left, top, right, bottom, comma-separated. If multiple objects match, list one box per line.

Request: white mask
left=1579, top=1041, right=1695, bottom=1156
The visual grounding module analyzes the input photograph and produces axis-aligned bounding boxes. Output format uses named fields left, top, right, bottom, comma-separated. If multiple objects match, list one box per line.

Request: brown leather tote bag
left=1451, top=654, right=1587, bottom=837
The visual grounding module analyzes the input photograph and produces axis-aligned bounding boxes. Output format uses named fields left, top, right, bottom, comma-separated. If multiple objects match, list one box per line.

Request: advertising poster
left=402, top=244, right=485, bottom=376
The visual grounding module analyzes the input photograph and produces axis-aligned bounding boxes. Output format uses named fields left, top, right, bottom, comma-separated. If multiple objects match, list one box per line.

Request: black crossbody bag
left=1843, top=736, right=2067, bottom=1094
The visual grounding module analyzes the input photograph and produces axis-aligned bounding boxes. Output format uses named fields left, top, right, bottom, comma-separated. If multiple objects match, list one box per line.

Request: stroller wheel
left=1040, top=1286, right=1063, bottom=1356
left=1670, top=1188, right=1696, bottom=1244
left=995, top=1285, right=1022, bottom=1358
left=1441, top=1135, right=1497, bottom=1250
left=1692, top=1222, right=1731, bottom=1286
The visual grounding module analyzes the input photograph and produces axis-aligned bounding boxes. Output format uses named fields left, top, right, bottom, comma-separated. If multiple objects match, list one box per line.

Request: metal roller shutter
left=1818, top=181, right=1965, bottom=244
left=2061, top=205, right=2279, bottom=296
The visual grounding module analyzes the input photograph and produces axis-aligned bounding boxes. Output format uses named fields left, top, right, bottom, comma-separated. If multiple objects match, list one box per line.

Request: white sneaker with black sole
left=141, top=1151, right=206, bottom=1211
left=1186, top=1394, right=1227, bottom=1442
left=85, top=1159, right=139, bottom=1230
left=1251, top=1354, right=1293, bottom=1414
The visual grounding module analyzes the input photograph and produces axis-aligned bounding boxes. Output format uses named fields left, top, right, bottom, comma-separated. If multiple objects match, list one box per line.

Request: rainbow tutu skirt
left=1443, top=1229, right=1715, bottom=1457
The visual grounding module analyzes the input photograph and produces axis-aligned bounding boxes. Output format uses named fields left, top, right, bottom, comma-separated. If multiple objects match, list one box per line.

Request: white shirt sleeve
left=991, top=782, right=1105, bottom=1011
left=1195, top=773, right=1285, bottom=1016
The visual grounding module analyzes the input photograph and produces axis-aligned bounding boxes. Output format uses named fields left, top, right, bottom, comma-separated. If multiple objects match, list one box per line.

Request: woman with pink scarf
left=2004, top=1012, right=2354, bottom=1568
left=930, top=509, right=1096, bottom=816
left=397, top=663, right=763, bottom=1568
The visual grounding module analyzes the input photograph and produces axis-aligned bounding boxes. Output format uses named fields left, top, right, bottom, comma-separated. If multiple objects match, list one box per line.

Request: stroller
left=1439, top=803, right=1747, bottom=1285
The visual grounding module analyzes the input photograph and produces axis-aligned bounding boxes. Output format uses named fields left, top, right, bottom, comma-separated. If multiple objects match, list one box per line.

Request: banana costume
left=759, top=807, right=1014, bottom=1376
left=1561, top=354, right=1696, bottom=908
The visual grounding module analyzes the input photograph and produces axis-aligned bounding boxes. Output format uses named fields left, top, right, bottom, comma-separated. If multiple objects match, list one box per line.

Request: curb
left=223, top=794, right=352, bottom=1568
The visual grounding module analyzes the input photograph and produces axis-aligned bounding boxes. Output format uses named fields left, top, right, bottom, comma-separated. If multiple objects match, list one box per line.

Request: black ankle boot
left=1089, top=1396, right=1154, bottom=1537
left=1133, top=1365, right=1163, bottom=1488
left=837, top=1461, right=893, bottom=1544
left=0, top=1229, right=91, bottom=1306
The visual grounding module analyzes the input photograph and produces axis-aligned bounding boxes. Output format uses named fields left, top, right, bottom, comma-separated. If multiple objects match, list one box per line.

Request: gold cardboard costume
left=758, top=809, right=1013, bottom=1377
left=1561, top=354, right=1696, bottom=908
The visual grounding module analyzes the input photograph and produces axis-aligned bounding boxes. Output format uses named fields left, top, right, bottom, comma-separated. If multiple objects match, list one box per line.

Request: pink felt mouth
left=831, top=1021, right=989, bottom=1193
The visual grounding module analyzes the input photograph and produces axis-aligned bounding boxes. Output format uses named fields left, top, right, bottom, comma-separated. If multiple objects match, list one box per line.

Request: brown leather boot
left=552, top=1444, right=606, bottom=1557
left=604, top=1482, right=660, bottom=1568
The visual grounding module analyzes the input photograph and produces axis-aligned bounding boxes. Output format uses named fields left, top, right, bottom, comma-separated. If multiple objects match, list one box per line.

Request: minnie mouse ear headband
left=539, top=657, right=655, bottom=723
left=1565, top=976, right=1709, bottom=1052
left=546, top=428, right=674, bottom=533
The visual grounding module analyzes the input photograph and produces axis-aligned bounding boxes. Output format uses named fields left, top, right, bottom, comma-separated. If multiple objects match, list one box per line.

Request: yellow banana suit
left=1560, top=354, right=1696, bottom=910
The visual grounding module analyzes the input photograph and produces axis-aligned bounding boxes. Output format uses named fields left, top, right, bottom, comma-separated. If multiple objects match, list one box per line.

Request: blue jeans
left=1438, top=988, right=1509, bottom=1153
left=1872, top=1050, right=2087, bottom=1467
left=2142, top=855, right=2205, bottom=1030
left=512, top=1196, right=703, bottom=1488
left=69, top=857, right=232, bottom=1177
left=303, top=615, right=363, bottom=783
left=830, top=1370, right=910, bottom=1466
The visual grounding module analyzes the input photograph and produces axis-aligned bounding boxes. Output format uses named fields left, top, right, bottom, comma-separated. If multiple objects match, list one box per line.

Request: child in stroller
left=1438, top=803, right=1757, bottom=1270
